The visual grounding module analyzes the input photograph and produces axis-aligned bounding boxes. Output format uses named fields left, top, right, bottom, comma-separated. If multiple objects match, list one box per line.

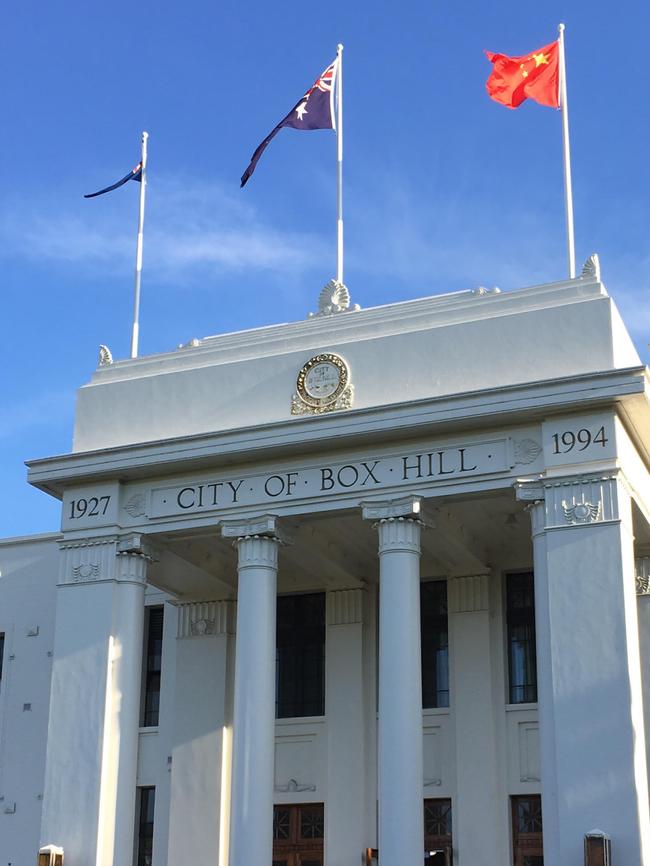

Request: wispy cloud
left=0, top=177, right=329, bottom=281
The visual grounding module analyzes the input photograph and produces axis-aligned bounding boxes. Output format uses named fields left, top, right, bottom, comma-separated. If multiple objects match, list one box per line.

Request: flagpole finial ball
left=337, top=43, right=344, bottom=53
left=558, top=22, right=565, bottom=33
left=142, top=131, right=149, bottom=140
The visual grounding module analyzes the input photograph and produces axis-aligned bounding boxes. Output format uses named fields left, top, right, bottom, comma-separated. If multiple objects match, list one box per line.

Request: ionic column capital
left=375, top=517, right=423, bottom=555
left=361, top=495, right=424, bottom=554
left=221, top=514, right=287, bottom=570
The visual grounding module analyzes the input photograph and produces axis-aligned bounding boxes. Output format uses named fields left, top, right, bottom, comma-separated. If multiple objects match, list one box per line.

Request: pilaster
left=176, top=600, right=235, bottom=638
left=326, top=588, right=366, bottom=866
left=168, top=599, right=235, bottom=866
left=448, top=573, right=501, bottom=866
left=41, top=532, right=153, bottom=866
left=515, top=473, right=650, bottom=866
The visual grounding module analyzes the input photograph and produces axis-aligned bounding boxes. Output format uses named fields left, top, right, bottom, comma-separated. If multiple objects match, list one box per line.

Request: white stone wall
left=0, top=534, right=59, bottom=866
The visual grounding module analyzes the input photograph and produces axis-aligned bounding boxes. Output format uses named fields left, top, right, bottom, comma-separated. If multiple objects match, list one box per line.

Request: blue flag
left=241, top=57, right=337, bottom=187
left=84, top=162, right=143, bottom=198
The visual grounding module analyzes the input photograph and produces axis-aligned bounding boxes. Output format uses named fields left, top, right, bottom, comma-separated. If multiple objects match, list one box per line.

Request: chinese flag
left=485, top=40, right=559, bottom=109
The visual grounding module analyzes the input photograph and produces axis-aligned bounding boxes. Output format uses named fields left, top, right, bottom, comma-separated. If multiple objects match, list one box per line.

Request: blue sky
left=2, top=0, right=649, bottom=537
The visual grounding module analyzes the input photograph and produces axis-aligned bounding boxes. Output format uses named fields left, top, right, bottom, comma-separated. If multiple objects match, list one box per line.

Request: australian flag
left=241, top=57, right=338, bottom=187
left=84, top=161, right=143, bottom=198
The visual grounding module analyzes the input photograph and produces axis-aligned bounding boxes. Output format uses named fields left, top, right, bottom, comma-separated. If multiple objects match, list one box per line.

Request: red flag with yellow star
left=485, top=40, right=559, bottom=109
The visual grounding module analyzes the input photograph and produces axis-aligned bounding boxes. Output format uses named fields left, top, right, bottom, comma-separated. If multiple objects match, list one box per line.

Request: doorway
left=273, top=803, right=324, bottom=866
left=511, top=795, right=543, bottom=866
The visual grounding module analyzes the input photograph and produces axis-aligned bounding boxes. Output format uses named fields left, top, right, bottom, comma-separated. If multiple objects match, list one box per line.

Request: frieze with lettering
left=145, top=439, right=509, bottom=520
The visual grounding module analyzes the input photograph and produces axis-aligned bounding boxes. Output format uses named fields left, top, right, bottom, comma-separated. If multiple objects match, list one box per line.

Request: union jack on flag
left=241, top=56, right=338, bottom=187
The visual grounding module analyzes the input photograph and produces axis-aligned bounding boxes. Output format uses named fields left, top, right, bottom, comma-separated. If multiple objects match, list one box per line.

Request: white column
left=221, top=516, right=283, bottom=866
left=517, top=475, right=650, bottom=866
left=363, top=496, right=424, bottom=866
left=40, top=533, right=151, bottom=866
left=110, top=537, right=152, bottom=866
left=448, top=574, right=501, bottom=866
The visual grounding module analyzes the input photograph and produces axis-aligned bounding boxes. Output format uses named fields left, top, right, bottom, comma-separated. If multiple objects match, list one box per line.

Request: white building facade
left=1, top=273, right=650, bottom=866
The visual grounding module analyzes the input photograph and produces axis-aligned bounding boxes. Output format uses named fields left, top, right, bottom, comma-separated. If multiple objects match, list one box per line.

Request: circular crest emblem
left=296, top=353, right=349, bottom=409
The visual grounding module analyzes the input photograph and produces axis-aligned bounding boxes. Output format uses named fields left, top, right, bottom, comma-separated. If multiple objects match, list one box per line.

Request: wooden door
left=424, top=798, right=453, bottom=865
left=512, top=795, right=543, bottom=866
left=273, top=803, right=324, bottom=866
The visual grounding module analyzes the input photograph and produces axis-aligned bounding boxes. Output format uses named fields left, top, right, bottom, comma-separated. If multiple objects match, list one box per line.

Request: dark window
left=273, top=803, right=324, bottom=865
left=424, top=798, right=453, bottom=864
left=511, top=795, right=543, bottom=865
left=141, top=607, right=164, bottom=727
left=506, top=573, right=538, bottom=704
left=136, top=787, right=155, bottom=866
left=276, top=594, right=325, bottom=719
left=0, top=634, right=4, bottom=688
left=421, top=581, right=449, bottom=708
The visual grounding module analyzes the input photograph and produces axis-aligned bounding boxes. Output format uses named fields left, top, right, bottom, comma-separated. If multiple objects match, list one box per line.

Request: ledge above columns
left=361, top=494, right=422, bottom=522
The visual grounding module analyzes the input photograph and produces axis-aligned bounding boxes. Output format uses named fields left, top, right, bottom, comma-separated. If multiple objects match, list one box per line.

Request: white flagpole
left=131, top=130, right=148, bottom=359
left=558, top=24, right=576, bottom=279
left=336, top=43, right=344, bottom=285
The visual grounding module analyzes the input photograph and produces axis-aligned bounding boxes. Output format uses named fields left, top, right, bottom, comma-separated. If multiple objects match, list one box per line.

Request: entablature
left=27, top=366, right=650, bottom=502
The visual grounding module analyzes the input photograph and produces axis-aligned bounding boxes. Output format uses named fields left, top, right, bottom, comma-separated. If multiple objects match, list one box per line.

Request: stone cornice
left=27, top=367, right=649, bottom=499
left=88, top=278, right=606, bottom=383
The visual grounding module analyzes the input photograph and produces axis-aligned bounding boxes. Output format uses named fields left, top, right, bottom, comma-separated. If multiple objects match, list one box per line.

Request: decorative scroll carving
left=513, top=438, right=542, bottom=465
left=59, top=534, right=155, bottom=586
left=636, top=558, right=650, bottom=596
left=98, top=344, right=113, bottom=366
left=191, top=618, right=215, bottom=636
left=124, top=492, right=147, bottom=518
left=581, top=253, right=601, bottom=281
left=177, top=600, right=235, bottom=638
left=71, top=562, right=101, bottom=582
left=424, top=778, right=442, bottom=788
left=274, top=778, right=317, bottom=793
left=59, top=536, right=118, bottom=585
left=563, top=501, right=601, bottom=524
left=291, top=385, right=354, bottom=416
left=515, top=475, right=622, bottom=531
left=472, top=286, right=501, bottom=296
left=308, top=279, right=360, bottom=318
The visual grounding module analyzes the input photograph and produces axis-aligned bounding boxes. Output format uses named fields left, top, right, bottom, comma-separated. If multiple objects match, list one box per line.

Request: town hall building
left=1, top=262, right=649, bottom=866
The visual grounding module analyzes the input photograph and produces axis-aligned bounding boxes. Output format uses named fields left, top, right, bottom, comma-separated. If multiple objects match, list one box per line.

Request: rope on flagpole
left=558, top=24, right=576, bottom=279
left=336, top=43, right=344, bottom=285
left=131, top=131, right=148, bottom=358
